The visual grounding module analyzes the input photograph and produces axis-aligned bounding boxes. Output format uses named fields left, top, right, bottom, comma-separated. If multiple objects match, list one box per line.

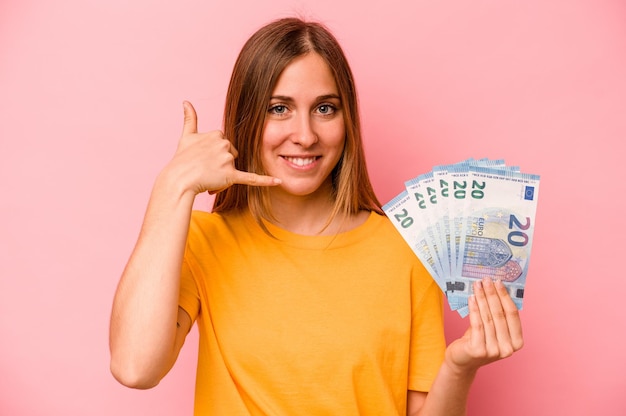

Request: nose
left=291, top=113, right=318, bottom=148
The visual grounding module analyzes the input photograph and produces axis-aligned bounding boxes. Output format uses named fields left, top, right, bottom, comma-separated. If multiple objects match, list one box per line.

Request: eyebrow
left=269, top=94, right=341, bottom=102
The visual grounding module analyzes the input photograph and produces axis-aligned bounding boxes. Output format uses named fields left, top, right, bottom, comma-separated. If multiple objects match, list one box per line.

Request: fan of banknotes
left=383, top=159, right=540, bottom=317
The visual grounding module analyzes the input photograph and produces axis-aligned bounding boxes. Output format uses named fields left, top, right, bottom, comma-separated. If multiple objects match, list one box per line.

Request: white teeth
left=285, top=157, right=316, bottom=166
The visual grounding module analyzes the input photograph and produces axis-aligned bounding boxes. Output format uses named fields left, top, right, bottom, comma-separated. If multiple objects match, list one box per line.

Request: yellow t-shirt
left=179, top=210, right=445, bottom=415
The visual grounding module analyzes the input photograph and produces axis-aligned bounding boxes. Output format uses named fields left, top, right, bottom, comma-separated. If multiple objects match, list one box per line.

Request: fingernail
left=469, top=294, right=476, bottom=306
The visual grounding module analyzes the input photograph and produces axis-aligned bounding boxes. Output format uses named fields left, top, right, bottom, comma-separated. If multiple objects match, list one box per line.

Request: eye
left=317, top=104, right=336, bottom=115
left=269, top=104, right=288, bottom=115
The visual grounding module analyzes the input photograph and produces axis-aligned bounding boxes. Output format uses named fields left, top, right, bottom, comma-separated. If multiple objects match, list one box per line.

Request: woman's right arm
left=109, top=102, right=280, bottom=389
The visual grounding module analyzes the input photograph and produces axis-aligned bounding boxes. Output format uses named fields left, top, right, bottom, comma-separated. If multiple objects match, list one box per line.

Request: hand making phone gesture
left=164, top=101, right=281, bottom=196
left=109, top=101, right=281, bottom=388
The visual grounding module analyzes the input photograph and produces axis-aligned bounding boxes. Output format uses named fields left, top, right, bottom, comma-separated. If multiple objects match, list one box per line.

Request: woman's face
left=261, top=52, right=346, bottom=199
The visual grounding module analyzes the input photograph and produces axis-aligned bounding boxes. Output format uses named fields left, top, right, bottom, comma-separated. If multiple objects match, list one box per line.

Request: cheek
left=261, top=122, right=284, bottom=151
left=325, top=122, right=346, bottom=150
left=259, top=133, right=280, bottom=174
left=259, top=142, right=272, bottom=172
left=316, top=114, right=345, bottom=138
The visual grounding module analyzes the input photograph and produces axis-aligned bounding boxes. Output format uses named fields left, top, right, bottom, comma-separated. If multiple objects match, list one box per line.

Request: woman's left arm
left=407, top=277, right=524, bottom=416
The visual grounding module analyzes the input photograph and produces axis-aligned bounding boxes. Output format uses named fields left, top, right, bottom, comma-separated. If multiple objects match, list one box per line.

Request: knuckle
left=469, top=347, right=486, bottom=360
left=499, top=345, right=514, bottom=358
left=473, top=320, right=485, bottom=333
left=492, top=308, right=506, bottom=321
left=505, top=309, right=520, bottom=320
left=246, top=173, right=259, bottom=185
left=222, top=152, right=235, bottom=164
left=218, top=136, right=230, bottom=147
left=487, top=346, right=500, bottom=359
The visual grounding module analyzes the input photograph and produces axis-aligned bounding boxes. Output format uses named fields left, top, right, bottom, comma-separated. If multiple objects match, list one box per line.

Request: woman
left=109, top=17, right=523, bottom=415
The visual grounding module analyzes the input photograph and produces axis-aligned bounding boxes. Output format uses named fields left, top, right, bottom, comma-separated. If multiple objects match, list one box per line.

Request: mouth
left=282, top=156, right=320, bottom=167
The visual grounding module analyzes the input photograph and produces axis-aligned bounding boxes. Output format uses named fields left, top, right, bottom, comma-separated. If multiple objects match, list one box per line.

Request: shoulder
left=355, top=212, right=419, bottom=262
left=189, top=209, right=247, bottom=230
left=187, top=210, right=252, bottom=244
left=188, top=210, right=223, bottom=237
left=366, top=212, right=410, bottom=245
left=367, top=212, right=435, bottom=283
left=189, top=210, right=226, bottom=228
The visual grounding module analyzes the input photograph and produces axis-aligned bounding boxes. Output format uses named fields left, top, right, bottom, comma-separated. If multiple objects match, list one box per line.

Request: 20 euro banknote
left=384, top=159, right=540, bottom=317
left=450, top=166, right=540, bottom=314
left=382, top=190, right=446, bottom=292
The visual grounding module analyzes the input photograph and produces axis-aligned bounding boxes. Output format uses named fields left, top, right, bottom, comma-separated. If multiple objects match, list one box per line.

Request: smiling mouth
left=283, top=156, right=319, bottom=167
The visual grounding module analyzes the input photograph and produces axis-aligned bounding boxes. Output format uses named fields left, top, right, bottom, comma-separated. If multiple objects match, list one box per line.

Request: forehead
left=272, top=53, right=339, bottom=97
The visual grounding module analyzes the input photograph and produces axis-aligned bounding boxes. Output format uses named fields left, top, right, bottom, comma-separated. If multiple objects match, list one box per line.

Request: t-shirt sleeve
left=407, top=266, right=446, bottom=392
left=179, top=257, right=200, bottom=323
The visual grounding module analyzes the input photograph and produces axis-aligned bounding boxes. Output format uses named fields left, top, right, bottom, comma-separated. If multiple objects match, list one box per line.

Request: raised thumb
left=182, top=101, right=198, bottom=135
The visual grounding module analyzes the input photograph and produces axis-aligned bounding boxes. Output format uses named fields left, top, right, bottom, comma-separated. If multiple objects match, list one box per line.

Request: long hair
left=212, top=17, right=382, bottom=227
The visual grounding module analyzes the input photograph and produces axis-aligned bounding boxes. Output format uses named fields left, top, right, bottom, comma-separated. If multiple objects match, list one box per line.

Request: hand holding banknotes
left=446, top=277, right=523, bottom=372
left=410, top=277, right=524, bottom=415
left=395, top=159, right=533, bottom=414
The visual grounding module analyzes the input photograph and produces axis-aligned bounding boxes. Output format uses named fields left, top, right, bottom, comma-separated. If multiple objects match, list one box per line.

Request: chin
left=275, top=180, right=327, bottom=198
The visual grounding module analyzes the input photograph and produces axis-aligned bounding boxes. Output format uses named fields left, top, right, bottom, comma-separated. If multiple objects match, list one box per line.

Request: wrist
left=442, top=354, right=480, bottom=382
left=150, top=167, right=198, bottom=211
left=154, top=164, right=198, bottom=201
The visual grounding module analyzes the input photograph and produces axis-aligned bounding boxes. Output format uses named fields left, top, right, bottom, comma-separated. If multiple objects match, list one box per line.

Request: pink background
left=1, top=0, right=625, bottom=414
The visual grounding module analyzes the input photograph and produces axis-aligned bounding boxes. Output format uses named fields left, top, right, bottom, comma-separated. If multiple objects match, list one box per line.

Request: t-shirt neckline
left=242, top=210, right=382, bottom=250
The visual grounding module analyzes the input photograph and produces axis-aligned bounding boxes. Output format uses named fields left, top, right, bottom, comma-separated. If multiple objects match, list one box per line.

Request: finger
left=482, top=278, right=514, bottom=356
left=495, top=279, right=524, bottom=351
left=182, top=101, right=198, bottom=135
left=229, top=143, right=239, bottom=159
left=473, top=279, right=499, bottom=357
left=231, top=170, right=282, bottom=187
left=467, top=293, right=486, bottom=352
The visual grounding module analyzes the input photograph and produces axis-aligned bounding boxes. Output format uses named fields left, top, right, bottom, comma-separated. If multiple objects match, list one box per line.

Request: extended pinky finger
left=232, top=170, right=282, bottom=187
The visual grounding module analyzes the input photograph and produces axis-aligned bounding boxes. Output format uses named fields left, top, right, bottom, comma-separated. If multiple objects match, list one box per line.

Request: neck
left=265, top=182, right=370, bottom=236
left=268, top=186, right=338, bottom=236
